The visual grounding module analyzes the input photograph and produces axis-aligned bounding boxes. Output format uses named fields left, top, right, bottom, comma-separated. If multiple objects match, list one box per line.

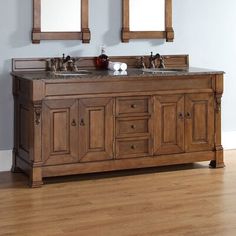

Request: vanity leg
left=30, top=166, right=43, bottom=188
left=210, top=147, right=225, bottom=168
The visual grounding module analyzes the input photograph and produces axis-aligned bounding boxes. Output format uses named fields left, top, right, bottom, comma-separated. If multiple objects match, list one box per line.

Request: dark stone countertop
left=11, top=67, right=224, bottom=82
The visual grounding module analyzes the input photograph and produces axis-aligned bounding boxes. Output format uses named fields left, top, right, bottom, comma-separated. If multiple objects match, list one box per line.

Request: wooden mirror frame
left=121, top=0, right=174, bottom=42
left=32, top=0, right=90, bottom=44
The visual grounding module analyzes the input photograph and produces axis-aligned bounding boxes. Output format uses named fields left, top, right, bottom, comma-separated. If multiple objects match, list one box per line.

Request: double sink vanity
left=11, top=54, right=224, bottom=187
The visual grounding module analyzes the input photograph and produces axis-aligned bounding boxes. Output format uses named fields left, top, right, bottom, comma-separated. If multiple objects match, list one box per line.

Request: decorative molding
left=1, top=132, right=235, bottom=171
left=34, top=107, right=41, bottom=125
left=12, top=55, right=189, bottom=72
left=215, top=94, right=222, bottom=113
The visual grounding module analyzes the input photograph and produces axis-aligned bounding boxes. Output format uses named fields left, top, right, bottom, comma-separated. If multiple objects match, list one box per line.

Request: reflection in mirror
left=130, top=0, right=165, bottom=31
left=32, top=0, right=90, bottom=44
left=122, top=0, right=174, bottom=42
left=41, top=0, right=81, bottom=32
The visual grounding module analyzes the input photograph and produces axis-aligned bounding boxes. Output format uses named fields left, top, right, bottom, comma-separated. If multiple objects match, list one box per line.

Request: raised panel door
left=42, top=99, right=78, bottom=165
left=185, top=93, right=214, bottom=152
left=154, top=95, right=185, bottom=155
left=79, top=98, right=114, bottom=162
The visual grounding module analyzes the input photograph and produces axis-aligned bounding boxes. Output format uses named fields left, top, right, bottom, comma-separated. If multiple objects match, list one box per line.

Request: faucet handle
left=136, top=56, right=146, bottom=69
left=159, top=56, right=165, bottom=69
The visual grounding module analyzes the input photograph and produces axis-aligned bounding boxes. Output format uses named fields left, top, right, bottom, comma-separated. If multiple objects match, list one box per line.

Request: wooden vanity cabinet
left=12, top=67, right=224, bottom=187
left=185, top=93, right=214, bottom=152
left=154, top=93, right=215, bottom=155
left=78, top=98, right=114, bottom=162
left=42, top=99, right=79, bottom=166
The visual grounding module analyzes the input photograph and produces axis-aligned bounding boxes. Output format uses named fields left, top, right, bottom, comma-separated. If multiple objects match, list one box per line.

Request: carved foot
left=30, top=167, right=43, bottom=188
left=29, top=180, right=43, bottom=188
left=209, top=160, right=225, bottom=168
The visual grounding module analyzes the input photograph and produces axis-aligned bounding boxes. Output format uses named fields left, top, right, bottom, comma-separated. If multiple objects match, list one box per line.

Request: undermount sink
left=53, top=70, right=92, bottom=76
left=142, top=68, right=187, bottom=73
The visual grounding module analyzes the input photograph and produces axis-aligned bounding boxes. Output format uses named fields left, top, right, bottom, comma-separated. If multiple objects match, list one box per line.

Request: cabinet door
left=79, top=98, right=114, bottom=162
left=154, top=95, right=185, bottom=155
left=42, top=99, right=78, bottom=165
left=185, top=93, right=214, bottom=152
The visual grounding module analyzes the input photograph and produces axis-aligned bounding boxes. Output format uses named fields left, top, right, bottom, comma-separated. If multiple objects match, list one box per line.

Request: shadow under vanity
left=11, top=55, right=224, bottom=187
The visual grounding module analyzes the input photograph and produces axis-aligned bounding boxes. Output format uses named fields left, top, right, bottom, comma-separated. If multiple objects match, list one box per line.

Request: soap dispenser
left=96, top=46, right=109, bottom=69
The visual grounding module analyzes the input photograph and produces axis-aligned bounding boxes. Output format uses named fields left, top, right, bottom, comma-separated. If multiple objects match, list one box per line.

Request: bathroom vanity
left=11, top=55, right=224, bottom=187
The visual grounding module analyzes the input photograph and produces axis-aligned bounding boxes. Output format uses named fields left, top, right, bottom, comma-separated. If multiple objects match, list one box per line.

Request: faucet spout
left=149, top=52, right=165, bottom=68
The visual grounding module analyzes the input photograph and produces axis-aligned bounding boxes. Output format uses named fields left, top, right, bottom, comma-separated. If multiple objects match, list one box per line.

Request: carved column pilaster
left=210, top=74, right=224, bottom=168
left=30, top=101, right=43, bottom=187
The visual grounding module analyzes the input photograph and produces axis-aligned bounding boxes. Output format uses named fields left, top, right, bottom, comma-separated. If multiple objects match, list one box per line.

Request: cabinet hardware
left=131, top=145, right=136, bottom=150
left=130, top=104, right=137, bottom=108
left=178, top=112, right=184, bottom=119
left=80, top=118, right=85, bottom=126
left=131, top=124, right=136, bottom=129
left=186, top=112, right=192, bottom=119
left=71, top=119, right=77, bottom=126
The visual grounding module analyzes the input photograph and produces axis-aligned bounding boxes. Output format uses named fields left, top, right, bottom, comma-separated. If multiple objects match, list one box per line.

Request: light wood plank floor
left=0, top=150, right=236, bottom=236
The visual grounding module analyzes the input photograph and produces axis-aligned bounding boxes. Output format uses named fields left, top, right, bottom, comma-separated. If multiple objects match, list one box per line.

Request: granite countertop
left=11, top=67, right=225, bottom=82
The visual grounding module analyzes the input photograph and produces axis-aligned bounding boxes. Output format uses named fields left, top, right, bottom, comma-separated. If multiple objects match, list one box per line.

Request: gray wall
left=0, top=0, right=235, bottom=150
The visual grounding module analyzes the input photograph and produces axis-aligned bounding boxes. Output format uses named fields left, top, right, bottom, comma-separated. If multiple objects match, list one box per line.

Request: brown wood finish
left=154, top=94, right=185, bottom=155
left=42, top=99, right=78, bottom=165
left=122, top=0, right=174, bottom=42
left=12, top=56, right=224, bottom=187
left=1, top=151, right=235, bottom=236
left=185, top=93, right=214, bottom=152
left=12, top=55, right=189, bottom=72
left=78, top=98, right=114, bottom=162
left=32, top=0, right=90, bottom=43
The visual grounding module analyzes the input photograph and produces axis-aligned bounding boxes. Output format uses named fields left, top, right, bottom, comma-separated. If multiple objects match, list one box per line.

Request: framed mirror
left=121, top=0, right=174, bottom=42
left=32, top=0, right=90, bottom=44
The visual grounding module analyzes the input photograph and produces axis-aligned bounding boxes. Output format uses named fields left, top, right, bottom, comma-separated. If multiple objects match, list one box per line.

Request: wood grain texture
left=12, top=55, right=189, bottom=72
left=1, top=150, right=236, bottom=236
left=12, top=57, right=224, bottom=187
left=122, top=0, right=174, bottom=42
left=32, top=0, right=90, bottom=43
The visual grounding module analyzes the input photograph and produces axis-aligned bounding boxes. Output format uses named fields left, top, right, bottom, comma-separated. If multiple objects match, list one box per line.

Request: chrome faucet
left=149, top=52, right=165, bottom=69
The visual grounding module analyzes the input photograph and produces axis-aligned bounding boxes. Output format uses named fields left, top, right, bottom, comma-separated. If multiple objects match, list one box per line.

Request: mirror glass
left=129, top=0, right=165, bottom=31
left=41, top=0, right=81, bottom=32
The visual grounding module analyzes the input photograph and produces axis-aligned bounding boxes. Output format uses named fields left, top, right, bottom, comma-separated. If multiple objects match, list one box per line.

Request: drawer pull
left=131, top=124, right=136, bottom=129
left=130, top=104, right=137, bottom=109
left=178, top=112, right=184, bottom=119
left=131, top=145, right=136, bottom=150
left=71, top=119, right=77, bottom=126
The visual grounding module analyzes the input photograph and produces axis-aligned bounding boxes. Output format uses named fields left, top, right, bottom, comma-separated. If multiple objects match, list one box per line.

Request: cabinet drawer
left=116, top=97, right=150, bottom=116
left=116, top=137, right=151, bottom=159
left=116, top=117, right=149, bottom=137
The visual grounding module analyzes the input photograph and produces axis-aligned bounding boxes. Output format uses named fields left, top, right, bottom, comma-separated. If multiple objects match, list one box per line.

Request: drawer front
left=116, top=138, right=151, bottom=159
left=116, top=117, right=149, bottom=137
left=116, top=97, right=150, bottom=116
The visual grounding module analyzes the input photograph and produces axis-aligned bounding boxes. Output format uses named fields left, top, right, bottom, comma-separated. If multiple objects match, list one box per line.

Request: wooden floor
left=0, top=151, right=236, bottom=236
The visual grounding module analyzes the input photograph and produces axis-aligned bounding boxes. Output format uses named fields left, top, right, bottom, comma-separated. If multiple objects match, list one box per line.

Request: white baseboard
left=222, top=131, right=236, bottom=150
left=0, top=132, right=236, bottom=172
left=0, top=150, right=12, bottom=172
